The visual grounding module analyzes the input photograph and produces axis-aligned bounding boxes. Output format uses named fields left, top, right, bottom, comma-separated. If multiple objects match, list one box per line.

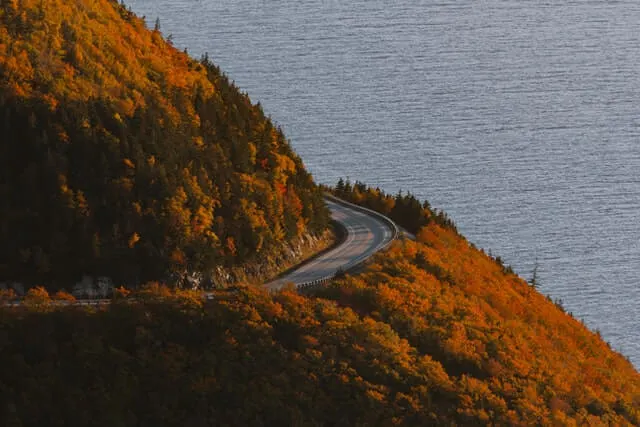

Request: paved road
left=2, top=197, right=397, bottom=305
left=266, top=196, right=397, bottom=290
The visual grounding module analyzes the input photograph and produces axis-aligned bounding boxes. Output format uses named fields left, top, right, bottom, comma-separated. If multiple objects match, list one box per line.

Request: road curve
left=266, top=196, right=397, bottom=291
left=2, top=197, right=397, bottom=305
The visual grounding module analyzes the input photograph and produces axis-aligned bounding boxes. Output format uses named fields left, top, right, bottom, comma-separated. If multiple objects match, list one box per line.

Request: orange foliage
left=0, top=0, right=215, bottom=120
left=53, top=290, right=75, bottom=301
left=0, top=288, right=17, bottom=301
left=0, top=0, right=328, bottom=287
left=113, top=286, right=132, bottom=299
left=24, top=286, right=51, bottom=309
left=317, top=225, right=640, bottom=425
left=1, top=275, right=637, bottom=424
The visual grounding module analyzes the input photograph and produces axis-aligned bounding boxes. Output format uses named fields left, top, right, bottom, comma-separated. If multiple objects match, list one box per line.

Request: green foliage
left=0, top=0, right=329, bottom=288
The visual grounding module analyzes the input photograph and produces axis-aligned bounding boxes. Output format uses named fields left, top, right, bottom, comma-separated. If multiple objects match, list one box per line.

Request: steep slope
left=0, top=1, right=637, bottom=424
left=1, top=227, right=638, bottom=426
left=0, top=0, right=328, bottom=288
left=323, top=180, right=640, bottom=423
left=317, top=230, right=640, bottom=424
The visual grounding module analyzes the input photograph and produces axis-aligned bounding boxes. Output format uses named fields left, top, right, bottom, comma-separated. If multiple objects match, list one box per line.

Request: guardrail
left=2, top=196, right=400, bottom=303
left=2, top=298, right=113, bottom=307
left=1, top=294, right=221, bottom=307
left=294, top=194, right=400, bottom=291
left=324, top=194, right=400, bottom=242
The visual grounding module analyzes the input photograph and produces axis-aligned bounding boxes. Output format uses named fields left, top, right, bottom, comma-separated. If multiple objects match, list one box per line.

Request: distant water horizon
left=127, top=0, right=640, bottom=367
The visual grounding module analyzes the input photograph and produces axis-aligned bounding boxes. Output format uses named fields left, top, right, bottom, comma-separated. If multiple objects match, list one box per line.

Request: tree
left=24, top=286, right=51, bottom=310
left=53, top=290, right=76, bottom=301
left=343, top=178, right=352, bottom=195
left=0, top=0, right=330, bottom=292
left=336, top=177, right=345, bottom=195
left=0, top=288, right=16, bottom=302
left=528, top=259, right=539, bottom=289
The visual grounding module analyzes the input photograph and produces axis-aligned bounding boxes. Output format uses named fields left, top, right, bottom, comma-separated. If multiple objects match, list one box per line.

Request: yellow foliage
left=0, top=288, right=17, bottom=301
left=0, top=0, right=215, bottom=122
left=192, top=205, right=214, bottom=236
left=170, top=248, right=186, bottom=266
left=274, top=153, right=296, bottom=183
left=113, top=286, right=131, bottom=299
left=192, top=136, right=204, bottom=147
left=53, top=290, right=75, bottom=301
left=24, top=286, right=51, bottom=309
left=128, top=232, right=140, bottom=248
left=167, top=187, right=191, bottom=236
left=226, top=237, right=236, bottom=256
left=318, top=227, right=640, bottom=425
left=0, top=0, right=328, bottom=289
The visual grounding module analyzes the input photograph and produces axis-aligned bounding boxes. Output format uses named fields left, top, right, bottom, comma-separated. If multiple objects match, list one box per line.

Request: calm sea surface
left=128, top=0, right=640, bottom=366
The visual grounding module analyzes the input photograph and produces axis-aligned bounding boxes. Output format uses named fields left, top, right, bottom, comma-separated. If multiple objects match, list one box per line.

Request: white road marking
left=267, top=196, right=398, bottom=289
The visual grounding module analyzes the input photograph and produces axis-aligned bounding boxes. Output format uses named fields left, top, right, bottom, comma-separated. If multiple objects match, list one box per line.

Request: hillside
left=1, top=223, right=638, bottom=425
left=0, top=0, right=638, bottom=425
left=318, top=230, right=640, bottom=424
left=0, top=0, right=328, bottom=289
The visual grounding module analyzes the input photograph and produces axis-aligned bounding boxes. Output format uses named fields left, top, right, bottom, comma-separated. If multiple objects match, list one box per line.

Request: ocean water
left=127, top=0, right=640, bottom=366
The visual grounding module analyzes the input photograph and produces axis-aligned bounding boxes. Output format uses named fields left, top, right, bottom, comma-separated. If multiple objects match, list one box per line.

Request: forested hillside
left=1, top=0, right=638, bottom=424
left=1, top=222, right=638, bottom=425
left=0, top=0, right=328, bottom=288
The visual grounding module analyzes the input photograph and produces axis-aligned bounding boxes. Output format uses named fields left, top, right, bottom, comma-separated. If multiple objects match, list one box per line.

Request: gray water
left=127, top=0, right=640, bottom=367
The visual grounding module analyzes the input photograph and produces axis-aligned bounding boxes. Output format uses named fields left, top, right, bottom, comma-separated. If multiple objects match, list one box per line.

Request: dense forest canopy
left=0, top=0, right=329, bottom=288
left=1, top=222, right=638, bottom=425
left=1, top=0, right=638, bottom=424
left=330, top=178, right=458, bottom=235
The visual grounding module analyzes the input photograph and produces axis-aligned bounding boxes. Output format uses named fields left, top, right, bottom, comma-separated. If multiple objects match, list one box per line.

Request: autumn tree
left=0, top=0, right=329, bottom=290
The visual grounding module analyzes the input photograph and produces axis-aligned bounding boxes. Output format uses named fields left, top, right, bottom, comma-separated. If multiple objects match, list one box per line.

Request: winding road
left=266, top=196, right=398, bottom=291
left=2, top=196, right=397, bottom=305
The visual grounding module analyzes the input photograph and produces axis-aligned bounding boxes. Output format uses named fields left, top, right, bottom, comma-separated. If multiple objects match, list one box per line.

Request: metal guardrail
left=1, top=295, right=221, bottom=306
left=2, top=298, right=113, bottom=307
left=294, top=194, right=400, bottom=291
left=324, top=194, right=400, bottom=242
left=2, top=196, right=400, bottom=303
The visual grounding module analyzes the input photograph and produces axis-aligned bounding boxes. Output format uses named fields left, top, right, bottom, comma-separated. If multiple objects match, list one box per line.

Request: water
left=127, top=0, right=640, bottom=367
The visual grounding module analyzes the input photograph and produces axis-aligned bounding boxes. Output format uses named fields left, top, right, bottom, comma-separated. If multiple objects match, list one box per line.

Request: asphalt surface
left=2, top=198, right=396, bottom=305
left=266, top=197, right=396, bottom=290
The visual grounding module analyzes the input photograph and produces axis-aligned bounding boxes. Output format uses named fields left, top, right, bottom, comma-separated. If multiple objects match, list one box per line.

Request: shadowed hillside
left=0, top=0, right=637, bottom=425
left=0, top=0, right=328, bottom=289
left=1, top=224, right=638, bottom=425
